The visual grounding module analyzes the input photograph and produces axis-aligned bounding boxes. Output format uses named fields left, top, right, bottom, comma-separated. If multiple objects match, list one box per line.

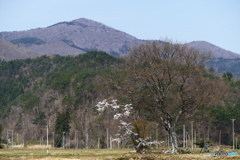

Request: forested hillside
left=208, top=58, right=240, bottom=76
left=0, top=51, right=123, bottom=148
left=0, top=48, right=240, bottom=150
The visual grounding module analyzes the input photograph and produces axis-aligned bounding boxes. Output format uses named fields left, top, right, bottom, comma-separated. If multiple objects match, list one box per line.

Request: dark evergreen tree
left=54, top=111, right=71, bottom=147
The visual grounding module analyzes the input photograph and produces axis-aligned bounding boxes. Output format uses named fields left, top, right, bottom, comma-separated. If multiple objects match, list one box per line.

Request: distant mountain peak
left=1, top=18, right=239, bottom=61
left=48, top=18, right=111, bottom=30
left=71, top=18, right=102, bottom=26
left=0, top=18, right=141, bottom=56
left=187, top=41, right=240, bottom=59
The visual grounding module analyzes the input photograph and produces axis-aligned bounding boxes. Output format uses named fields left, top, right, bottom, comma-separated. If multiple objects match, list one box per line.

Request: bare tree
left=123, top=41, right=221, bottom=153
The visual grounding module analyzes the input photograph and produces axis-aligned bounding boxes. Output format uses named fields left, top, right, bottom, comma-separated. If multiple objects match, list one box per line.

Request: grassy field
left=0, top=148, right=239, bottom=160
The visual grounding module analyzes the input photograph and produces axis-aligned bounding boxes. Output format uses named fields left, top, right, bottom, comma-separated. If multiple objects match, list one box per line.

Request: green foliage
left=50, top=72, right=72, bottom=93
left=211, top=105, right=240, bottom=127
left=15, top=114, right=23, bottom=130
left=20, top=91, right=39, bottom=110
left=195, top=141, right=204, bottom=148
left=54, top=111, right=71, bottom=147
left=232, top=80, right=240, bottom=87
left=0, top=59, right=24, bottom=77
left=62, top=94, right=74, bottom=105
left=2, top=48, right=240, bottom=148
left=0, top=78, right=25, bottom=117
left=194, top=140, right=210, bottom=152
left=208, top=58, right=240, bottom=76
left=0, top=51, right=119, bottom=118
left=202, top=68, right=219, bottom=79
left=32, top=111, right=46, bottom=126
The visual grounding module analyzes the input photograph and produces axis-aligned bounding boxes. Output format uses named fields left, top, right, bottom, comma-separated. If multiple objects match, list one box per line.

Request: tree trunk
left=168, top=129, right=179, bottom=154
left=164, top=120, right=179, bottom=154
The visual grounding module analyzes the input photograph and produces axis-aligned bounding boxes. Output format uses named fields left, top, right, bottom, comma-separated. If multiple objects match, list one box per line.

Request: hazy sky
left=0, top=0, right=240, bottom=54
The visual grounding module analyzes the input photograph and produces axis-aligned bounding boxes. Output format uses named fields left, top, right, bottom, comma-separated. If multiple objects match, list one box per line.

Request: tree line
left=0, top=42, right=239, bottom=153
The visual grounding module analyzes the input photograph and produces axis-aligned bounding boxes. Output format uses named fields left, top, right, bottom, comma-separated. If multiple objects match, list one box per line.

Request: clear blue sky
left=0, top=0, right=240, bottom=54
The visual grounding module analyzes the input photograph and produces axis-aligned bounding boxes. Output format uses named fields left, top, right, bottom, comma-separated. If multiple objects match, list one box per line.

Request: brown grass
left=0, top=148, right=239, bottom=160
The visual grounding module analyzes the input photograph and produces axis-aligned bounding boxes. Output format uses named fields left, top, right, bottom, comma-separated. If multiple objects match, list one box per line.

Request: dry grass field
left=0, top=148, right=239, bottom=160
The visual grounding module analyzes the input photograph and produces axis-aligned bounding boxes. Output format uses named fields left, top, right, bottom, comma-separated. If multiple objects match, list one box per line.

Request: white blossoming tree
left=96, top=99, right=158, bottom=153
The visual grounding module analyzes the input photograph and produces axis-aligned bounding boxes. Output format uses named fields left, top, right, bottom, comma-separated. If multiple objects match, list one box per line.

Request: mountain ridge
left=0, top=39, right=40, bottom=61
left=0, top=18, right=144, bottom=57
left=0, top=18, right=239, bottom=61
left=187, top=41, right=240, bottom=59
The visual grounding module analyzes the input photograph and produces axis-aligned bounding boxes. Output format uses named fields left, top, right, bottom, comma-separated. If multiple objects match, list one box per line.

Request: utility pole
left=46, top=125, right=48, bottom=148
left=156, top=124, right=158, bottom=149
left=110, top=136, right=112, bottom=149
left=41, top=128, right=43, bottom=145
left=236, top=137, right=238, bottom=149
left=186, top=132, right=188, bottom=148
left=7, top=129, right=8, bottom=148
left=12, top=130, right=13, bottom=148
left=75, top=131, right=76, bottom=149
left=231, top=119, right=235, bottom=150
left=66, top=133, right=68, bottom=149
left=219, top=130, right=221, bottom=146
left=86, top=131, right=89, bottom=149
left=76, top=134, right=79, bottom=149
left=207, top=125, right=210, bottom=142
left=23, top=132, right=25, bottom=148
left=75, top=131, right=78, bottom=149
left=69, top=133, right=71, bottom=149
left=118, top=137, right=120, bottom=149
left=98, top=136, right=100, bottom=149
left=65, top=134, right=67, bottom=149
left=191, top=121, right=194, bottom=150
left=107, top=128, right=109, bottom=149
left=183, top=125, right=185, bottom=147
left=52, top=132, right=54, bottom=148
left=66, top=133, right=68, bottom=148
left=62, top=132, right=65, bottom=149
left=17, top=133, right=19, bottom=145
left=194, top=130, right=196, bottom=149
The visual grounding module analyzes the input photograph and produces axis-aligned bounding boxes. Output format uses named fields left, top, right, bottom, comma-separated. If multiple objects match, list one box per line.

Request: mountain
left=208, top=58, right=240, bottom=76
left=1, top=18, right=239, bottom=59
left=0, top=39, right=39, bottom=61
left=187, top=41, right=240, bottom=59
left=1, top=18, right=240, bottom=76
left=0, top=18, right=144, bottom=57
left=187, top=41, right=240, bottom=76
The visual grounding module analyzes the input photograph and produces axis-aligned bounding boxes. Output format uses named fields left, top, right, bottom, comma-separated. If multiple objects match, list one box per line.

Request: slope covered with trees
left=0, top=46, right=239, bottom=151
left=0, top=51, right=122, bottom=148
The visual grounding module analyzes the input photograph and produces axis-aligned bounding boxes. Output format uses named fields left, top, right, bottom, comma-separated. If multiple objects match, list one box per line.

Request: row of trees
left=98, top=41, right=228, bottom=153
left=0, top=42, right=239, bottom=153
